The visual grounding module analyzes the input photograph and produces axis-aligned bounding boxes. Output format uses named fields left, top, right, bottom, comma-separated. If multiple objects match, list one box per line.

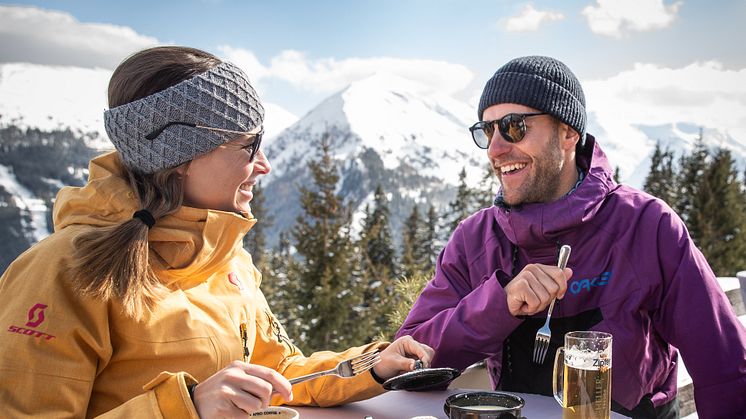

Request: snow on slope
left=267, top=71, right=487, bottom=187
left=0, top=62, right=111, bottom=148
left=0, top=164, right=49, bottom=241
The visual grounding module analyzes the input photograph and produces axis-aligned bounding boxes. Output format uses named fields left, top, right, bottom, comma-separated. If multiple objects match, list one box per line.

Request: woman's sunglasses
left=469, top=112, right=548, bottom=149
left=145, top=122, right=263, bottom=162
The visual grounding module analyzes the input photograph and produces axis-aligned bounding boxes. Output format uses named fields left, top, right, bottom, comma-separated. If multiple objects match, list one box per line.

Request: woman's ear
left=175, top=162, right=188, bottom=177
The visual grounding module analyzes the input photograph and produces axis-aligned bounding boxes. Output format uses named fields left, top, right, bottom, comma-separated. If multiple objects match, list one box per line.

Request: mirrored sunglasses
left=468, top=112, right=548, bottom=149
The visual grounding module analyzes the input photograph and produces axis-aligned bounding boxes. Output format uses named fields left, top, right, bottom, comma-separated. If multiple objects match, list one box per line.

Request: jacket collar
left=54, top=151, right=255, bottom=288
left=494, top=134, right=615, bottom=251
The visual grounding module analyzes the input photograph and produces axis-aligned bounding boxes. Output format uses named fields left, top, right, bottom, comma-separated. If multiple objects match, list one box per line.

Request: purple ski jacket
left=397, top=135, right=746, bottom=418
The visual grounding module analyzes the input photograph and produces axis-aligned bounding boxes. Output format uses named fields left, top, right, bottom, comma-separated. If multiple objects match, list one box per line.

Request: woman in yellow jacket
left=0, top=46, right=433, bottom=418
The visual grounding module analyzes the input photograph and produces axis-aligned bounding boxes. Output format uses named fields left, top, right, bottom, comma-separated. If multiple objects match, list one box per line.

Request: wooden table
left=292, top=388, right=627, bottom=418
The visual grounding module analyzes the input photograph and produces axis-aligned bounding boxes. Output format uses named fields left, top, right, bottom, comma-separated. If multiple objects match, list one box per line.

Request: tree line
left=247, top=130, right=746, bottom=353
left=643, top=130, right=746, bottom=277
left=245, top=134, right=499, bottom=353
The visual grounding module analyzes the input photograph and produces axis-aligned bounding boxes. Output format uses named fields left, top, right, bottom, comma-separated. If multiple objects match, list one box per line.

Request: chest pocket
left=258, top=308, right=296, bottom=355
left=107, top=292, right=228, bottom=386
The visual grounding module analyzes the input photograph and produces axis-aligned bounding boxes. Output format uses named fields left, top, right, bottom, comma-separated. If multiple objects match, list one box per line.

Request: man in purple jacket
left=396, top=56, right=746, bottom=418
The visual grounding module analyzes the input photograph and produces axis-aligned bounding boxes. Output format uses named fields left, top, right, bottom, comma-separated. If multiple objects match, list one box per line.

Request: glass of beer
left=552, top=331, right=612, bottom=419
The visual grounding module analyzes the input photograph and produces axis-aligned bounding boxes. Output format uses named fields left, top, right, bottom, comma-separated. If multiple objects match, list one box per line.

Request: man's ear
left=559, top=123, right=580, bottom=151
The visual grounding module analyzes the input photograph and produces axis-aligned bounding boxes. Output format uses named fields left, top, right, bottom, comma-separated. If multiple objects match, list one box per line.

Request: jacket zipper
left=240, top=322, right=250, bottom=362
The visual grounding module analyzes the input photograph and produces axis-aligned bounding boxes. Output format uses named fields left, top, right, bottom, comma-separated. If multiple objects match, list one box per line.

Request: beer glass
left=552, top=331, right=612, bottom=419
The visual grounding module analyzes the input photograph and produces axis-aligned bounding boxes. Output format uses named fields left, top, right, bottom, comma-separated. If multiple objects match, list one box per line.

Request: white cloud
left=585, top=60, right=746, bottom=157
left=503, top=4, right=565, bottom=32
left=217, top=45, right=270, bottom=82
left=0, top=5, right=159, bottom=69
left=262, top=102, right=298, bottom=141
left=219, top=47, right=474, bottom=97
left=582, top=0, right=682, bottom=38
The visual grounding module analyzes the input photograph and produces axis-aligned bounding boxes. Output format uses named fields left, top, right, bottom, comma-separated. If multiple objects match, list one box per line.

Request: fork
left=288, top=350, right=381, bottom=385
left=532, top=245, right=572, bottom=364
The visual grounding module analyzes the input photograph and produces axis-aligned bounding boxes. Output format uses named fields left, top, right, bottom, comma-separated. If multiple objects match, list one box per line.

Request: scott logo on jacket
left=6, top=303, right=56, bottom=340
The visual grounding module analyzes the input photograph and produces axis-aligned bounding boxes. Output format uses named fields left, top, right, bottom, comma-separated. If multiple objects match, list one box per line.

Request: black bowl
left=444, top=391, right=525, bottom=419
left=382, top=367, right=461, bottom=391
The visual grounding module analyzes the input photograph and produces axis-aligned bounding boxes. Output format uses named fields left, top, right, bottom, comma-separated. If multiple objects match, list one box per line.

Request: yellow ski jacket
left=0, top=152, right=385, bottom=418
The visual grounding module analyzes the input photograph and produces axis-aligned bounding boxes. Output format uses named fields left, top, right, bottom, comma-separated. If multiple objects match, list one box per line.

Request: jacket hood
left=495, top=134, right=616, bottom=250
left=53, top=151, right=256, bottom=287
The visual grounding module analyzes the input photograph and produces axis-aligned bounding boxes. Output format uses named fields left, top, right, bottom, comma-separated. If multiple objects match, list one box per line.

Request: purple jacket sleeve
left=650, top=211, right=746, bottom=418
left=395, top=224, right=523, bottom=371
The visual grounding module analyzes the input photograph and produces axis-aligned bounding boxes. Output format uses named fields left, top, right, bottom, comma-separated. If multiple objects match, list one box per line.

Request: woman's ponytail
left=70, top=167, right=184, bottom=319
left=68, top=46, right=220, bottom=319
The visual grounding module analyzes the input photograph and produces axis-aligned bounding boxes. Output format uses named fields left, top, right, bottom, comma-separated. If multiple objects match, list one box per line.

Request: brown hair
left=70, top=46, right=222, bottom=319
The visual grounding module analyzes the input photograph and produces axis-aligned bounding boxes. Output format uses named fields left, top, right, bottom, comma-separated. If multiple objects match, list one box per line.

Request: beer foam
left=564, top=348, right=611, bottom=371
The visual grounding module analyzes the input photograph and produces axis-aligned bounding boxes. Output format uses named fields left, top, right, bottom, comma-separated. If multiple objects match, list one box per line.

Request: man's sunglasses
left=468, top=112, right=548, bottom=149
left=145, top=122, right=263, bottom=162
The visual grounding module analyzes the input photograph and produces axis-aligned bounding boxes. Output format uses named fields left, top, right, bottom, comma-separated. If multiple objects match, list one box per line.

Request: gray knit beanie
left=478, top=56, right=586, bottom=142
left=104, top=61, right=263, bottom=174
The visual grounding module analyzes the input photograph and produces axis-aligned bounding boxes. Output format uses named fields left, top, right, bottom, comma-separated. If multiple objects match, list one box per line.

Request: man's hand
left=504, top=264, right=572, bottom=316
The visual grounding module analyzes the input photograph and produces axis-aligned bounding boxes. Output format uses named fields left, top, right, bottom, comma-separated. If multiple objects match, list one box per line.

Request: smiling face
left=180, top=134, right=271, bottom=214
left=483, top=103, right=580, bottom=206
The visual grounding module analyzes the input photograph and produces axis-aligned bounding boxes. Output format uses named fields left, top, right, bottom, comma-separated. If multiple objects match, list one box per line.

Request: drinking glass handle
left=553, top=346, right=565, bottom=407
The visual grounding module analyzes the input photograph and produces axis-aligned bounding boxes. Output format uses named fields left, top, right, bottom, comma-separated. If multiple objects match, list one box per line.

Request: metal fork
left=532, top=245, right=572, bottom=364
left=288, top=350, right=381, bottom=385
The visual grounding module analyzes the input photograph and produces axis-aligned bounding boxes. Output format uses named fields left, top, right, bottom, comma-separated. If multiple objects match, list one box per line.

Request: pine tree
left=243, top=182, right=270, bottom=269
left=421, top=205, right=439, bottom=273
left=476, top=162, right=500, bottom=208
left=287, top=134, right=366, bottom=353
left=358, top=184, right=398, bottom=338
left=262, top=232, right=296, bottom=327
left=401, top=205, right=423, bottom=278
left=377, top=270, right=432, bottom=341
left=675, top=130, right=709, bottom=239
left=361, top=185, right=397, bottom=277
left=613, top=167, right=621, bottom=183
left=688, top=148, right=746, bottom=275
left=644, top=141, right=677, bottom=207
left=446, top=167, right=477, bottom=234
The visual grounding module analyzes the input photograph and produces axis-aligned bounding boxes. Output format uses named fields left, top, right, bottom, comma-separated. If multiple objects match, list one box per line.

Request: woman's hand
left=373, top=335, right=434, bottom=380
left=192, top=361, right=292, bottom=418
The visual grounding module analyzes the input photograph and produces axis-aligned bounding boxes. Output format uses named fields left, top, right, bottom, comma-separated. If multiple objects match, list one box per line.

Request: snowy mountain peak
left=267, top=72, right=485, bottom=184
left=343, top=70, right=436, bottom=98
left=261, top=73, right=489, bottom=248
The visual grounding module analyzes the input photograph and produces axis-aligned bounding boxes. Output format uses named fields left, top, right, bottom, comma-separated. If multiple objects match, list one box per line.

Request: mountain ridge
left=1, top=63, right=745, bottom=255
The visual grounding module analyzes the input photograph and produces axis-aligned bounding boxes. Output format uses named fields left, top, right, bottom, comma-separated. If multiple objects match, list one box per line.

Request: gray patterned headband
left=104, top=61, right=264, bottom=174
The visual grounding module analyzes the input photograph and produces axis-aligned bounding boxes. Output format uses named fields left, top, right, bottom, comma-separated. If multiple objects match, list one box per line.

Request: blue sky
left=2, top=0, right=746, bottom=146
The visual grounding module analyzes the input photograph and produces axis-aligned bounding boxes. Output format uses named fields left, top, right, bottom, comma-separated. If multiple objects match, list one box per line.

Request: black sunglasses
left=468, top=112, right=548, bottom=149
left=145, top=122, right=264, bottom=162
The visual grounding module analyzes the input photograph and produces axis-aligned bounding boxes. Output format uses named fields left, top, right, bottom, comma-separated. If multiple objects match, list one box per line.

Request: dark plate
left=382, top=367, right=461, bottom=391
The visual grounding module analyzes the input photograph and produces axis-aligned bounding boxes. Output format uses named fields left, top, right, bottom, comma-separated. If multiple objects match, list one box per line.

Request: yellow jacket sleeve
left=0, top=236, right=199, bottom=418
left=95, top=372, right=199, bottom=419
left=249, top=289, right=388, bottom=407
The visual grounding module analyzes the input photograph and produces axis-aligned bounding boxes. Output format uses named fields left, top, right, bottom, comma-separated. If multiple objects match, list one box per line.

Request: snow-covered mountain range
left=262, top=72, right=487, bottom=245
left=262, top=71, right=746, bottom=246
left=1, top=63, right=745, bottom=259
